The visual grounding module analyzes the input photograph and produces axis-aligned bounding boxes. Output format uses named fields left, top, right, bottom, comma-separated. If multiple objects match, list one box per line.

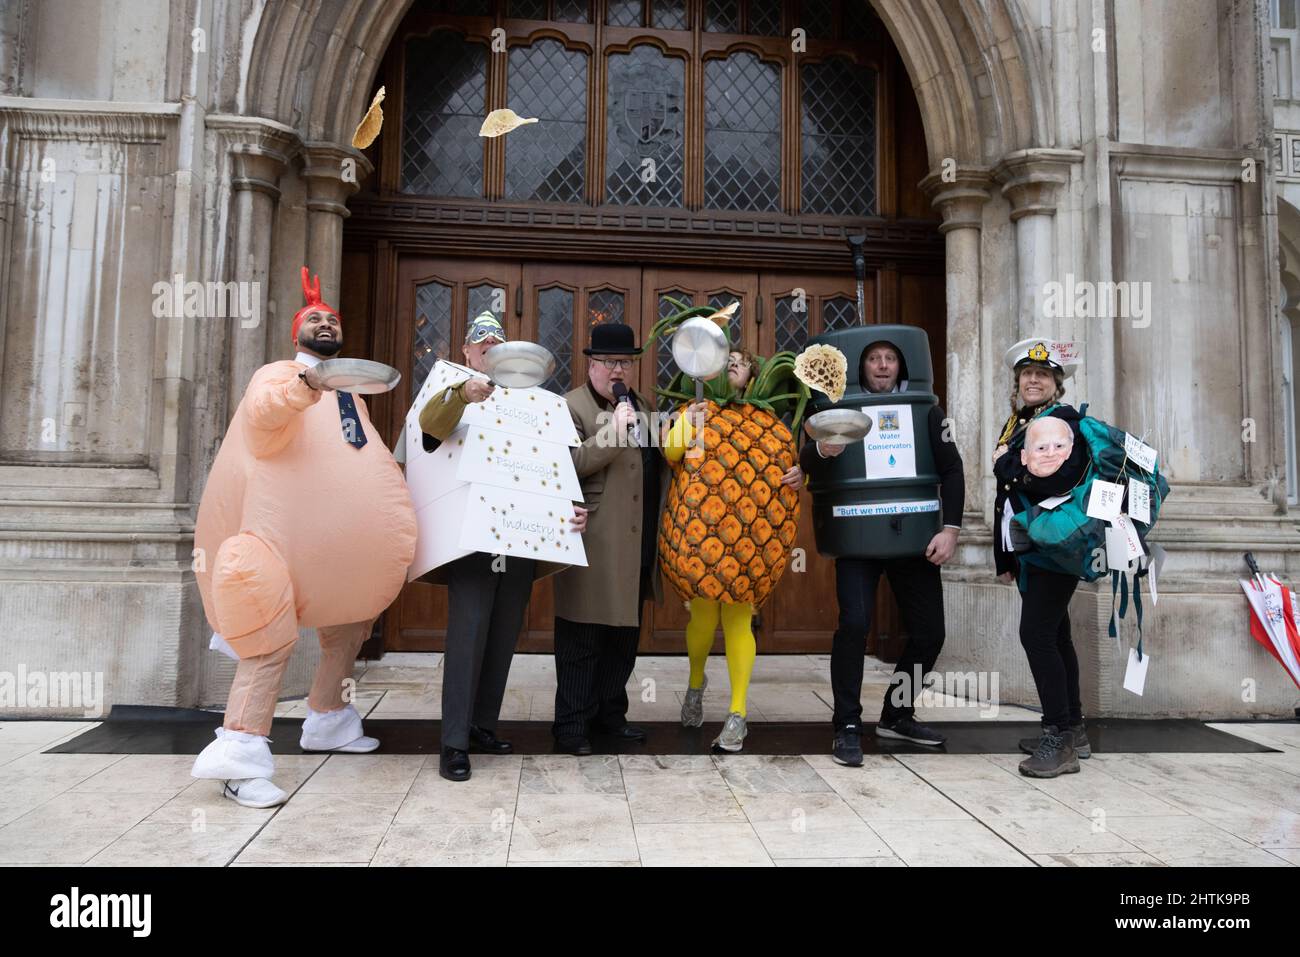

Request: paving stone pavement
left=1, top=655, right=1297, bottom=867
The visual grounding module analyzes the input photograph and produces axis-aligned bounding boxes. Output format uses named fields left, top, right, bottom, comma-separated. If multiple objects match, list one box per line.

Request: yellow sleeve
left=663, top=410, right=695, bottom=464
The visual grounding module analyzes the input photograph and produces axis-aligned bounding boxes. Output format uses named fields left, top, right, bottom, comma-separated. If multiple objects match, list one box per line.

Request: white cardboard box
left=403, top=358, right=587, bottom=580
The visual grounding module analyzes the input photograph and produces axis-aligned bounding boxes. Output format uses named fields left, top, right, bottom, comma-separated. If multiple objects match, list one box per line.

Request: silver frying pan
left=311, top=358, right=401, bottom=394
left=805, top=408, right=872, bottom=446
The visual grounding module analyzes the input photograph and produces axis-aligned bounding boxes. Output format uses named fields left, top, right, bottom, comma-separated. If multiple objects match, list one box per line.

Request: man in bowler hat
left=550, top=322, right=665, bottom=754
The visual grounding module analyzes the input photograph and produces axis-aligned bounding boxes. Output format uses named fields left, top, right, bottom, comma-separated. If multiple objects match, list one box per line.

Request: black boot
left=1018, top=722, right=1090, bottom=759
left=439, top=746, right=471, bottom=782
left=469, top=725, right=513, bottom=754
left=1017, top=725, right=1080, bottom=778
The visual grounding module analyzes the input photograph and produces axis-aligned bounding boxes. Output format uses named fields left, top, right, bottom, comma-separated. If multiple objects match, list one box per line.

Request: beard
left=303, top=334, right=343, bottom=357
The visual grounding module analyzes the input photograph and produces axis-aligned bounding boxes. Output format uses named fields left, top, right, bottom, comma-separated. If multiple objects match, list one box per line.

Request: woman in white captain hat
left=991, top=339, right=1092, bottom=779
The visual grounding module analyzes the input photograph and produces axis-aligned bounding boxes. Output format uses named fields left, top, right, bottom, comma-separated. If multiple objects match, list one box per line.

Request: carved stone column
left=300, top=142, right=371, bottom=310
left=207, top=115, right=298, bottom=420
left=920, top=167, right=992, bottom=519
left=992, top=149, right=1084, bottom=337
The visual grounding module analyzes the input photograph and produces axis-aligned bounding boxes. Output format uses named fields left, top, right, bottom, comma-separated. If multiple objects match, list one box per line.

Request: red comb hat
left=291, top=266, right=341, bottom=343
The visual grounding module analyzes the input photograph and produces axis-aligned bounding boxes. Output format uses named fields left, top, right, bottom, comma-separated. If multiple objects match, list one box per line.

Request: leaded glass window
left=468, top=283, right=506, bottom=327
left=844, top=0, right=876, bottom=40
left=538, top=287, right=575, bottom=393
left=748, top=0, right=782, bottom=35
left=704, top=52, right=780, bottom=212
left=705, top=0, right=740, bottom=31
left=657, top=289, right=691, bottom=409
left=822, top=296, right=858, bottom=331
left=554, top=0, right=590, bottom=22
left=510, top=0, right=547, bottom=18
left=605, top=46, right=686, bottom=207
left=774, top=295, right=809, bottom=355
left=801, top=57, right=876, bottom=215
left=587, top=288, right=626, bottom=326
left=707, top=292, right=744, bottom=346
left=414, top=281, right=454, bottom=387
left=403, top=31, right=488, bottom=196
left=606, top=0, right=642, bottom=25
left=653, top=0, right=688, bottom=29
left=800, top=0, right=834, bottom=38
left=506, top=40, right=587, bottom=203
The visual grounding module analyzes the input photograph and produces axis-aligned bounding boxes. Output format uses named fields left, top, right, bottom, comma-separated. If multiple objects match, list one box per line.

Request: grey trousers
left=441, top=552, right=537, bottom=750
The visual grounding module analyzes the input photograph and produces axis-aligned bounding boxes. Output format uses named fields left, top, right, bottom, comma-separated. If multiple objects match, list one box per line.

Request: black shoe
left=1018, top=723, right=1090, bottom=759
left=439, top=746, right=471, bottom=782
left=832, top=725, right=864, bottom=767
left=555, top=735, right=593, bottom=756
left=597, top=723, right=647, bottom=742
left=876, top=715, right=947, bottom=747
left=469, top=725, right=513, bottom=755
left=1018, top=725, right=1080, bottom=778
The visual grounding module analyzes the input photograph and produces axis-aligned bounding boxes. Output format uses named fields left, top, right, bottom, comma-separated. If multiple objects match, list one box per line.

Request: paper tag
left=1086, top=480, right=1125, bottom=521
left=1128, top=478, right=1151, bottom=524
left=1115, top=513, right=1145, bottom=563
left=1123, top=647, right=1150, bottom=695
left=1124, top=434, right=1159, bottom=472
left=1104, top=524, right=1132, bottom=572
left=1036, top=493, right=1071, bottom=511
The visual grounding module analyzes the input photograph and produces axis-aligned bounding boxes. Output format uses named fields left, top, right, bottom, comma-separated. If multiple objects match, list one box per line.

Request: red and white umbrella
left=1240, top=553, right=1300, bottom=690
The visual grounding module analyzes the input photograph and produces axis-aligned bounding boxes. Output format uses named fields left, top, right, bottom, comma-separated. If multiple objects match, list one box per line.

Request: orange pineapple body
left=658, top=402, right=800, bottom=609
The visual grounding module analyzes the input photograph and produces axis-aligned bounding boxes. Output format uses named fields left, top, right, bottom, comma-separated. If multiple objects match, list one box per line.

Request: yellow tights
left=685, top=597, right=755, bottom=717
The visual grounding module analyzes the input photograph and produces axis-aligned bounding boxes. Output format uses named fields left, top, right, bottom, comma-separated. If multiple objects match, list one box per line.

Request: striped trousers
left=552, top=616, right=641, bottom=740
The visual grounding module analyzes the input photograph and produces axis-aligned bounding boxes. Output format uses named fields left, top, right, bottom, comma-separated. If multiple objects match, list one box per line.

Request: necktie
left=336, top=391, right=367, bottom=449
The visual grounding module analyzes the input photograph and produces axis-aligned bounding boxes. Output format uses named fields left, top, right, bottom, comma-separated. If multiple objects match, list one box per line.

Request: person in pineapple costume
left=190, top=267, right=417, bottom=808
left=653, top=307, right=810, bottom=752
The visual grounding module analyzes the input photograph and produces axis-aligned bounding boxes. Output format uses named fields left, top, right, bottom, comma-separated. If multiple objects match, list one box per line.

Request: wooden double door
left=385, top=255, right=930, bottom=655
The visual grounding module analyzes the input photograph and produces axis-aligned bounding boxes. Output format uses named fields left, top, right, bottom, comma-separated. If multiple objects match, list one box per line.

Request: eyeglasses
left=593, top=358, right=636, bottom=370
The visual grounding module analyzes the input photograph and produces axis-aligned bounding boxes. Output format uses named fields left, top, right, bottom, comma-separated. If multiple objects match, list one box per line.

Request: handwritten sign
left=1123, top=433, right=1158, bottom=473
left=1128, top=478, right=1151, bottom=524
left=1086, top=480, right=1125, bottom=521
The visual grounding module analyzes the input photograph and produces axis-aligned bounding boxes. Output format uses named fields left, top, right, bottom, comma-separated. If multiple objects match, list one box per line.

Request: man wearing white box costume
left=416, top=312, right=589, bottom=782
left=190, top=267, right=418, bottom=808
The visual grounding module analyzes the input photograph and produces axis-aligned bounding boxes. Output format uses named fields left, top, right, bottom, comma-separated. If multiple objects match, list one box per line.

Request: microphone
left=611, top=381, right=640, bottom=444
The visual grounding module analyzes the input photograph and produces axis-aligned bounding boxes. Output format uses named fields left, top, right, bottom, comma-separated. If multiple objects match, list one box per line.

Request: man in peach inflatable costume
left=191, top=267, right=417, bottom=808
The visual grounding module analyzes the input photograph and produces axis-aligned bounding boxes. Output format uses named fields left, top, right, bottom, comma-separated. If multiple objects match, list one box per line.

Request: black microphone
left=611, top=381, right=639, bottom=443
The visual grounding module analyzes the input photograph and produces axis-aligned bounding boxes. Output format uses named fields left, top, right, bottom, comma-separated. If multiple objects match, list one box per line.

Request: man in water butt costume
left=653, top=304, right=809, bottom=752
left=190, top=267, right=417, bottom=807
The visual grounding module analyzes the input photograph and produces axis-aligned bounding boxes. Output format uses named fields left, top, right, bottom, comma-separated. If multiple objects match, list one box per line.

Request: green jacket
left=418, top=381, right=472, bottom=441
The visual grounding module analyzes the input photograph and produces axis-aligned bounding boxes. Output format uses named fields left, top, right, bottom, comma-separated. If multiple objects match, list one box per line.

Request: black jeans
left=552, top=616, right=641, bottom=739
left=1018, top=565, right=1082, bottom=730
left=830, top=555, right=946, bottom=730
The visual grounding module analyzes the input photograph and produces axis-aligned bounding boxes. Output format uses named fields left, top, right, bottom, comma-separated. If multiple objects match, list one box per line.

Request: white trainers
left=192, top=727, right=275, bottom=780
left=712, top=712, right=748, bottom=753
left=222, top=777, right=288, bottom=808
left=300, top=704, right=380, bottom=753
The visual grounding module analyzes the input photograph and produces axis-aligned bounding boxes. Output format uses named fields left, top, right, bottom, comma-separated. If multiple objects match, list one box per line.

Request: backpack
left=1010, top=404, right=1171, bottom=642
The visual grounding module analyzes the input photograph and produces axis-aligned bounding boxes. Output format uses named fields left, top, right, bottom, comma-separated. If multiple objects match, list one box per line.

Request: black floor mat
left=29, top=705, right=1283, bottom=756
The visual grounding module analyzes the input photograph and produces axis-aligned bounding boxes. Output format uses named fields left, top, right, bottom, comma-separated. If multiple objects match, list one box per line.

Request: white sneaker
left=681, top=674, right=708, bottom=728
left=712, top=712, right=748, bottom=753
left=222, top=777, right=288, bottom=808
left=300, top=704, right=380, bottom=753
left=192, top=727, right=275, bottom=780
